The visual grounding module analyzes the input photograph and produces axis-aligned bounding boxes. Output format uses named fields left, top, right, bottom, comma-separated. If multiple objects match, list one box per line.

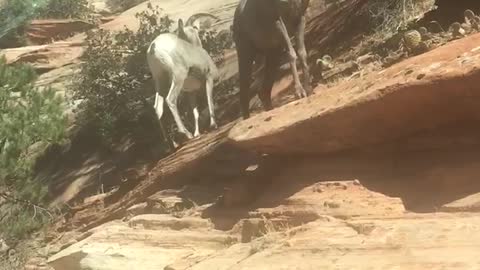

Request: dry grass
left=368, top=0, right=436, bottom=35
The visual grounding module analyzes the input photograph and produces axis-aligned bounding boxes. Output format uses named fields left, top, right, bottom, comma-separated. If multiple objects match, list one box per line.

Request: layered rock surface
left=188, top=214, right=480, bottom=270
left=48, top=217, right=237, bottom=270
left=46, top=177, right=480, bottom=270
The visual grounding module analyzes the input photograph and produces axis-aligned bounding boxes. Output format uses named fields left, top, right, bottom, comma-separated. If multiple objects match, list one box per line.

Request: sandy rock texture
left=48, top=217, right=237, bottom=270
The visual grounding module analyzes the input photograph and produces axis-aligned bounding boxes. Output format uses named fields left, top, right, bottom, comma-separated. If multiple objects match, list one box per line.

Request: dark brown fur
left=233, top=0, right=311, bottom=119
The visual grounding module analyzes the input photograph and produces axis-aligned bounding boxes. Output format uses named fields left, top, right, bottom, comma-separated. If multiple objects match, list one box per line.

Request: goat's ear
left=192, top=20, right=201, bottom=30
left=178, top=19, right=185, bottom=32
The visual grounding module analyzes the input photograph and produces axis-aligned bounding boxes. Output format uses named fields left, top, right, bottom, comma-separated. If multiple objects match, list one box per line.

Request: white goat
left=146, top=13, right=219, bottom=148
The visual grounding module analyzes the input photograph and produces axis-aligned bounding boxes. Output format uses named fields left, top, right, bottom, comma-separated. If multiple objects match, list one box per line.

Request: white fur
left=146, top=15, right=219, bottom=148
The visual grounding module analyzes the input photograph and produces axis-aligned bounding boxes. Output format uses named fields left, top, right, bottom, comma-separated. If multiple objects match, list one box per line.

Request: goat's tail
left=148, top=42, right=156, bottom=55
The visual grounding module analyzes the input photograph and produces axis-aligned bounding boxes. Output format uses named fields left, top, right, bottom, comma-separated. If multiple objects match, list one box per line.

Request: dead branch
left=0, top=192, right=53, bottom=220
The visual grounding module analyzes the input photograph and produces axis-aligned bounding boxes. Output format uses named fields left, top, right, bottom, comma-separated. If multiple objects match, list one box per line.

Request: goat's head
left=465, top=9, right=475, bottom=20
left=176, top=13, right=219, bottom=47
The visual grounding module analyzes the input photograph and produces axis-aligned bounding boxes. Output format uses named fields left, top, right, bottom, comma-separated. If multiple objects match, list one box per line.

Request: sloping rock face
left=0, top=41, right=84, bottom=73
left=441, top=193, right=480, bottom=212
left=64, top=123, right=243, bottom=231
left=25, top=19, right=95, bottom=45
left=228, top=33, right=480, bottom=155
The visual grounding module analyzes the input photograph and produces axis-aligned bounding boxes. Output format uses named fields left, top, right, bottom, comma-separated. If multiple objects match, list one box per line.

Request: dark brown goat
left=232, top=0, right=311, bottom=119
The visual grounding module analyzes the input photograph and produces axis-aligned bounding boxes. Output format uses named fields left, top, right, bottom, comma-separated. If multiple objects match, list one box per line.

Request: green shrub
left=0, top=0, right=93, bottom=48
left=35, top=0, right=92, bottom=20
left=0, top=56, right=67, bottom=241
left=0, top=202, right=51, bottom=241
left=0, top=0, right=37, bottom=47
left=199, top=29, right=233, bottom=65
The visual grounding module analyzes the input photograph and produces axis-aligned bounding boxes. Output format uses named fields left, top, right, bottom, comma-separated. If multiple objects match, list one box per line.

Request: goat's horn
left=185, top=12, right=220, bottom=27
left=322, top=55, right=333, bottom=62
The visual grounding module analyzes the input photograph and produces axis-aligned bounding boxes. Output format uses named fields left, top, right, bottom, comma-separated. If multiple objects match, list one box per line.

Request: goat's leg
left=295, top=15, right=312, bottom=96
left=154, top=92, right=169, bottom=145
left=187, top=93, right=201, bottom=137
left=166, top=75, right=193, bottom=139
left=237, top=41, right=255, bottom=119
left=205, top=76, right=218, bottom=129
left=259, top=49, right=282, bottom=111
left=153, top=79, right=177, bottom=150
left=275, top=17, right=307, bottom=99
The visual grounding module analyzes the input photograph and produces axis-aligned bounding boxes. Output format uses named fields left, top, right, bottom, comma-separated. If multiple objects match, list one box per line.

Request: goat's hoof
left=172, top=140, right=179, bottom=149
left=185, top=132, right=194, bottom=139
left=210, top=123, right=218, bottom=130
left=295, top=86, right=307, bottom=99
left=194, top=132, right=200, bottom=137
left=295, top=92, right=306, bottom=99
left=301, top=89, right=309, bottom=98
left=241, top=112, right=250, bottom=120
left=305, top=86, right=313, bottom=96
